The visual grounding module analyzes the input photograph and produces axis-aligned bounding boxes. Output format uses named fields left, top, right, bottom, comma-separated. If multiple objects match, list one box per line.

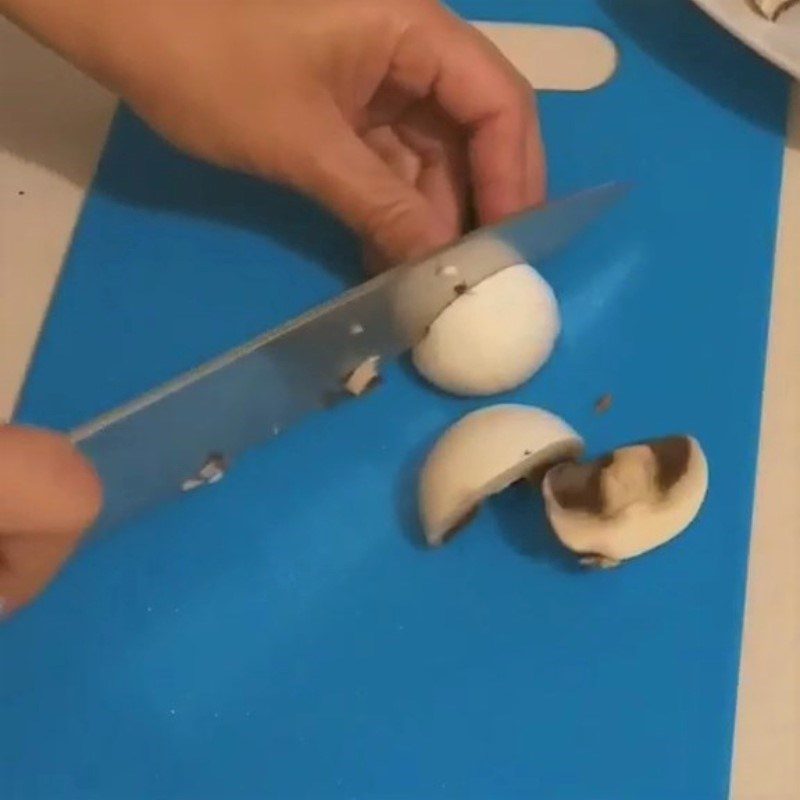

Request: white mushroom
left=419, top=404, right=583, bottom=545
left=542, top=436, right=708, bottom=567
left=412, top=263, right=560, bottom=396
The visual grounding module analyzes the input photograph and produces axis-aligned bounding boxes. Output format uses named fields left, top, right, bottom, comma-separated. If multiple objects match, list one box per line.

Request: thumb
left=0, top=426, right=102, bottom=618
left=285, top=105, right=453, bottom=265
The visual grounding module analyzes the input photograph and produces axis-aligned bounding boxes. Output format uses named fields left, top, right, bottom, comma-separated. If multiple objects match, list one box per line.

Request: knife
left=72, top=183, right=627, bottom=531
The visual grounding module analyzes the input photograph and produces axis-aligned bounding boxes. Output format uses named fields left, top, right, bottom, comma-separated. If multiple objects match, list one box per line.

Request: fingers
left=361, top=125, right=423, bottom=273
left=363, top=125, right=422, bottom=186
left=523, top=92, right=547, bottom=207
left=465, top=91, right=543, bottom=222
left=361, top=107, right=466, bottom=272
left=439, top=41, right=544, bottom=220
left=384, top=15, right=545, bottom=224
left=0, top=535, right=81, bottom=618
left=395, top=104, right=468, bottom=236
left=0, top=426, right=102, bottom=617
left=286, top=98, right=454, bottom=264
left=437, top=20, right=545, bottom=217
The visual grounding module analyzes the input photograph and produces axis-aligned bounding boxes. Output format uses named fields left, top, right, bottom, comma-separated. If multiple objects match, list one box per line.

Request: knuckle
left=415, top=136, right=447, bottom=167
left=363, top=195, right=414, bottom=237
left=361, top=195, right=425, bottom=258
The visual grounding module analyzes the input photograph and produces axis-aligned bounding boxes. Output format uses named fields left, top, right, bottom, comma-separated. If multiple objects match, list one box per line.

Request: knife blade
left=73, top=182, right=627, bottom=530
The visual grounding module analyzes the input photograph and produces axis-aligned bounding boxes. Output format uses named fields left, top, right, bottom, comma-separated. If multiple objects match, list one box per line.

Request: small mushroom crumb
left=181, top=453, right=227, bottom=491
left=594, top=394, right=613, bottom=415
left=344, top=356, right=382, bottom=396
left=542, top=435, right=708, bottom=564
left=200, top=454, right=227, bottom=484
left=453, top=282, right=468, bottom=296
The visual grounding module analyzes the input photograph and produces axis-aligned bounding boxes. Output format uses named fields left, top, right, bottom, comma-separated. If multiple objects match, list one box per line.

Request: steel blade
left=73, top=182, right=627, bottom=530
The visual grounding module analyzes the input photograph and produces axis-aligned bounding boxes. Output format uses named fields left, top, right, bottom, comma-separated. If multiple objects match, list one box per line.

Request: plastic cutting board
left=1, top=2, right=790, bottom=798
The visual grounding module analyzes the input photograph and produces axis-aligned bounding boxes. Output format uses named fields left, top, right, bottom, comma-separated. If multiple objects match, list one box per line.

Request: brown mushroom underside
left=546, top=436, right=692, bottom=517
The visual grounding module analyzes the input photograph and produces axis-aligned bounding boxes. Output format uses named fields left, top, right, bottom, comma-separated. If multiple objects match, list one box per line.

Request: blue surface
left=1, top=2, right=789, bottom=798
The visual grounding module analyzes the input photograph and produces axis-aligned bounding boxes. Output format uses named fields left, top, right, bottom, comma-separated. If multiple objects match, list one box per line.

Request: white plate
left=692, top=0, right=800, bottom=79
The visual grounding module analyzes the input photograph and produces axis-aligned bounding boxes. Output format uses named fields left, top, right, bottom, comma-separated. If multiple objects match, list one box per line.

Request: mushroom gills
left=542, top=436, right=708, bottom=564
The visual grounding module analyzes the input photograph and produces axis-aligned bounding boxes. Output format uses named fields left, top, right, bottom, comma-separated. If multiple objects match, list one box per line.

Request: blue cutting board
left=2, top=2, right=789, bottom=798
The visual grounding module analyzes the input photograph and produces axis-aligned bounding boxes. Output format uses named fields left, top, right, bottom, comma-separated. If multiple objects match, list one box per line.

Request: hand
left=0, top=426, right=102, bottom=618
left=0, top=0, right=542, bottom=612
left=5, top=0, right=545, bottom=265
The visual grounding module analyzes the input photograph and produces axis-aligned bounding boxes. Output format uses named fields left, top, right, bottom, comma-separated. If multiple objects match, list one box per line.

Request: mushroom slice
left=419, top=405, right=583, bottom=546
left=542, top=436, right=708, bottom=565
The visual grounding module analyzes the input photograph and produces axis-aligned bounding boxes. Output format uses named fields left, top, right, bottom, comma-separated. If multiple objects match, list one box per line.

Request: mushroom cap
left=411, top=264, right=560, bottom=396
left=419, top=405, right=583, bottom=545
left=542, top=436, right=708, bottom=563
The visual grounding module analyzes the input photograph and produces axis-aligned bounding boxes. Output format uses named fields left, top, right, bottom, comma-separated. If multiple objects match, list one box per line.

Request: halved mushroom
left=542, top=435, right=708, bottom=566
left=419, top=404, right=583, bottom=545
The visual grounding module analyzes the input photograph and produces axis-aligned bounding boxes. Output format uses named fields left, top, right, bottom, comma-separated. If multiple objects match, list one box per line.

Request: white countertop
left=1, top=17, right=797, bottom=799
